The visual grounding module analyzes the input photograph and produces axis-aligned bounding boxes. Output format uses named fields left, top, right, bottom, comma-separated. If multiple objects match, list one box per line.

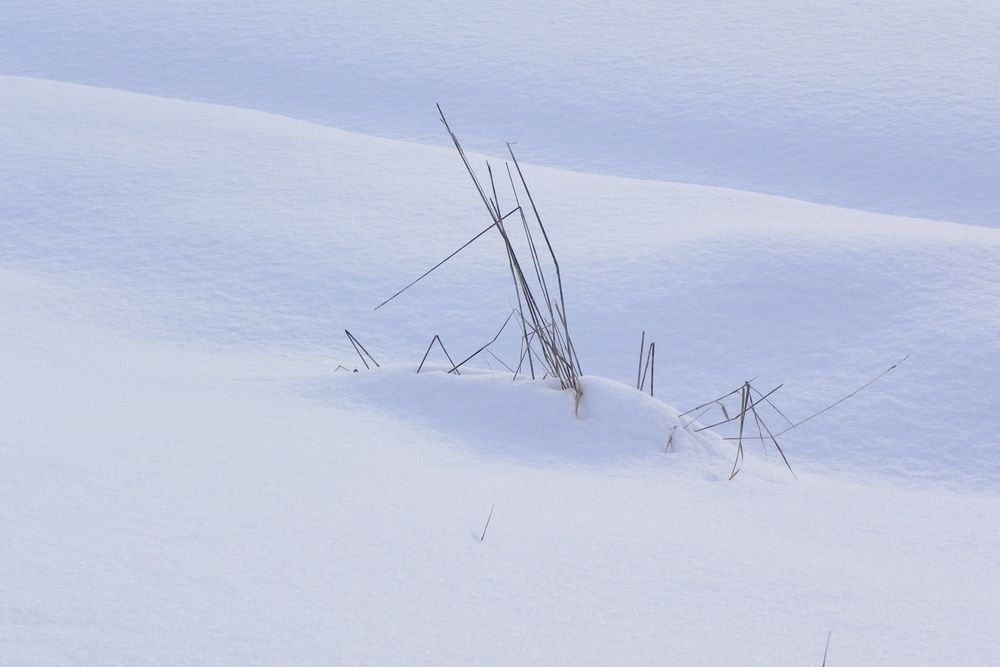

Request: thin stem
left=480, top=504, right=495, bottom=542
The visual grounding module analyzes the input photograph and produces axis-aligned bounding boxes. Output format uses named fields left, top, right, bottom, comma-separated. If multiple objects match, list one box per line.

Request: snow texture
left=1, top=1, right=998, bottom=226
left=3, top=76, right=998, bottom=485
left=3, top=266, right=999, bottom=664
left=2, top=6, right=1000, bottom=664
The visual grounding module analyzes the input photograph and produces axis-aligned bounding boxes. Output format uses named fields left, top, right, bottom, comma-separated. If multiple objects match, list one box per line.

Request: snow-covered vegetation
left=2, top=3, right=999, bottom=664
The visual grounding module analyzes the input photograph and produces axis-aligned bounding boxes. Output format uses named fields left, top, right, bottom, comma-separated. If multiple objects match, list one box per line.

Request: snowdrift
left=2, top=76, right=1000, bottom=664
left=3, top=75, right=998, bottom=484
left=326, top=367, right=730, bottom=467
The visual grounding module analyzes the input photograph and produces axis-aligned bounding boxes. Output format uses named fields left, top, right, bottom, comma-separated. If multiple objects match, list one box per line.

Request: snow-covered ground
left=4, top=75, right=997, bottom=485
left=2, top=1, right=998, bottom=226
left=4, top=304, right=998, bottom=664
left=2, top=6, right=999, bottom=663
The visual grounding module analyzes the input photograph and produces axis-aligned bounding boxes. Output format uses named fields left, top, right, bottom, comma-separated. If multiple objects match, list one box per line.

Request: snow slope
left=2, top=1, right=998, bottom=226
left=4, top=282, right=998, bottom=664
left=2, top=77, right=1000, bottom=663
left=3, top=75, right=998, bottom=484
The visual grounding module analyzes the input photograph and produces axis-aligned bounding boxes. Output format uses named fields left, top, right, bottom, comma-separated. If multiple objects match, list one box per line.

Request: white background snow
left=2, top=2, right=999, bottom=664
left=2, top=0, right=998, bottom=226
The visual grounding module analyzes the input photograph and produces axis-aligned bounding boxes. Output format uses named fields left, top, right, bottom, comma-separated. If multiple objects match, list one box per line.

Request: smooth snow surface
left=2, top=1, right=998, bottom=226
left=2, top=70, right=999, bottom=664
left=3, top=270, right=999, bottom=664
left=4, top=75, right=998, bottom=485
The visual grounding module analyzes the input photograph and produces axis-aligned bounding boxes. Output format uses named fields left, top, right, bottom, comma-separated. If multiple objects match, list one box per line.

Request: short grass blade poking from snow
left=650, top=343, right=655, bottom=397
left=636, top=330, right=646, bottom=389
left=822, top=631, right=832, bottom=666
left=480, top=504, right=495, bottom=542
left=638, top=341, right=656, bottom=397
left=664, top=425, right=677, bottom=453
left=729, top=382, right=751, bottom=480
left=417, top=335, right=461, bottom=375
left=344, top=330, right=380, bottom=369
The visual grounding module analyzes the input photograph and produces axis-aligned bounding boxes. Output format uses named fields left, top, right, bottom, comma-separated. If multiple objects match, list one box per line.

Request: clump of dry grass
left=375, top=106, right=584, bottom=408
left=344, top=330, right=379, bottom=370
left=681, top=355, right=909, bottom=479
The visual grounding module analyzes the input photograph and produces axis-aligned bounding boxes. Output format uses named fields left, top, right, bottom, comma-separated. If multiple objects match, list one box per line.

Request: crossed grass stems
left=674, top=355, right=909, bottom=479
left=344, top=107, right=908, bottom=478
left=371, top=105, right=583, bottom=408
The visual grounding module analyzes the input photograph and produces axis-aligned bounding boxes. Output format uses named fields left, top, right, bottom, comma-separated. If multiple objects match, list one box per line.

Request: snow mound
left=323, top=368, right=730, bottom=467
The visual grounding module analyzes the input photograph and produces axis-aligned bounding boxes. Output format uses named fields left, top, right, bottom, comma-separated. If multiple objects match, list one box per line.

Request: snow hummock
left=2, top=75, right=1000, bottom=663
left=327, top=367, right=729, bottom=468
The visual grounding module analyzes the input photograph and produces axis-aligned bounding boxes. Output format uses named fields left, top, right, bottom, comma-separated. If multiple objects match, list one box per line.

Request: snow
left=2, top=14, right=1000, bottom=663
left=1, top=1, right=998, bottom=226
left=3, top=280, right=998, bottom=663
left=334, top=368, right=727, bottom=466
left=3, top=75, right=997, bottom=485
